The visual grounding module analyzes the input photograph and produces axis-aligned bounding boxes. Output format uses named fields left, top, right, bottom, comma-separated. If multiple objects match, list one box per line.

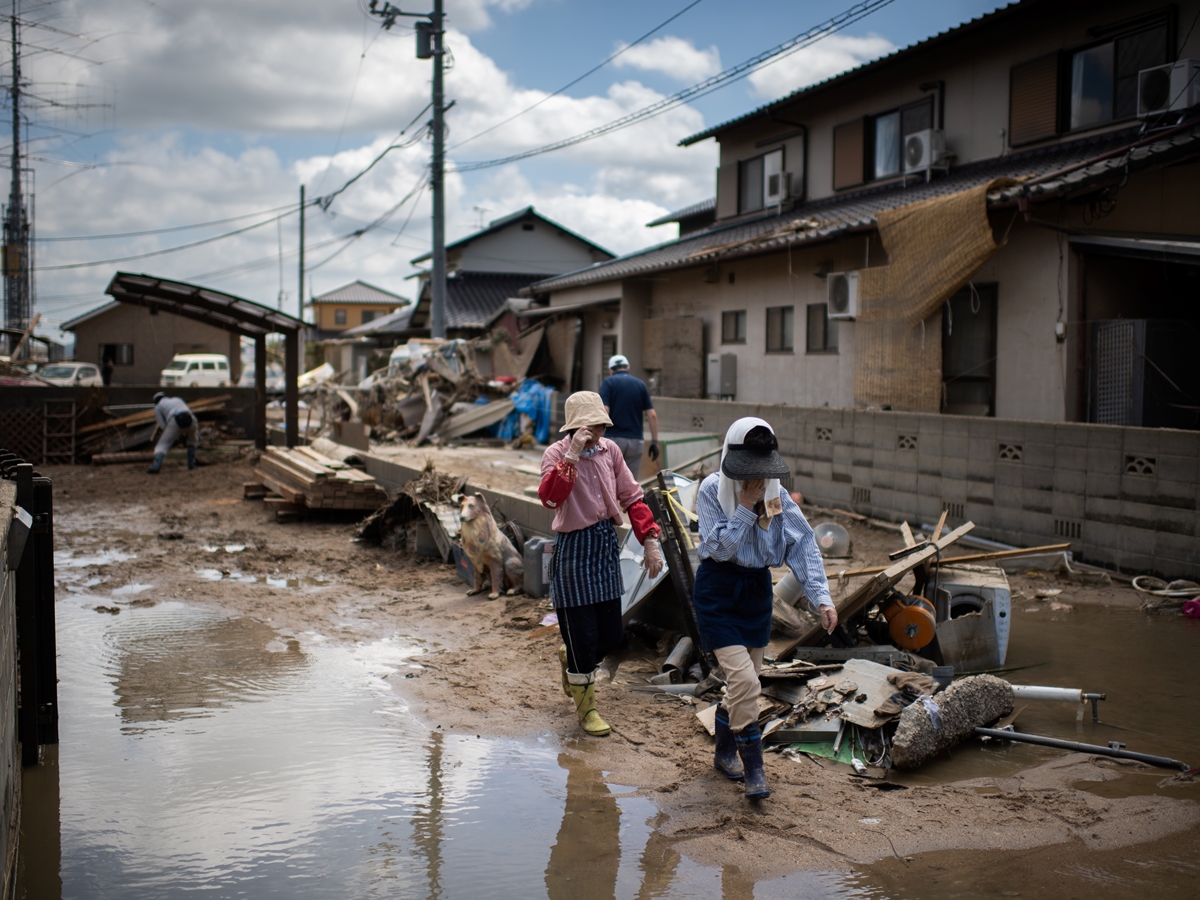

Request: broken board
left=830, top=657, right=907, bottom=730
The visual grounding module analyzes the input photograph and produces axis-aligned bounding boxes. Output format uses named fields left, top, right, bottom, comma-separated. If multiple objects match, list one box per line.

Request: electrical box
left=706, top=353, right=736, bottom=399
left=523, top=536, right=555, bottom=599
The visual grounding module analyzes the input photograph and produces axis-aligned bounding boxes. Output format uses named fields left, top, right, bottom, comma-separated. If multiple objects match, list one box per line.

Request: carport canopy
left=105, top=271, right=306, bottom=448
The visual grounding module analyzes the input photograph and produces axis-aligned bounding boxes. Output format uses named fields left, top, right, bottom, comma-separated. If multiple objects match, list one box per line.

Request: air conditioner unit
left=903, top=128, right=946, bottom=173
left=1138, top=59, right=1200, bottom=117
left=826, top=271, right=858, bottom=320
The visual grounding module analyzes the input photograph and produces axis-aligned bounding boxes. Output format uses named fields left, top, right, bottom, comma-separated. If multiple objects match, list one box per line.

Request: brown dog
left=459, top=492, right=524, bottom=599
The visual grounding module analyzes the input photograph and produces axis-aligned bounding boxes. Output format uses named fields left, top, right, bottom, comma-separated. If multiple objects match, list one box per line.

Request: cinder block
left=891, top=491, right=921, bottom=519
left=812, top=460, right=833, bottom=482
left=1024, top=422, right=1056, bottom=445
left=943, top=435, right=969, bottom=458
left=1051, top=492, right=1084, bottom=518
left=1053, top=468, right=1086, bottom=495
left=1144, top=429, right=1200, bottom=458
left=1022, top=465, right=1054, bottom=492
left=968, top=438, right=994, bottom=461
left=1087, top=426, right=1124, bottom=449
left=1085, top=471, right=1120, bottom=499
left=893, top=470, right=917, bottom=493
left=1054, top=423, right=1089, bottom=447
left=1152, top=454, right=1196, bottom=484
left=992, top=505, right=1026, bottom=531
left=1084, top=495, right=1121, bottom=522
left=1147, top=479, right=1198, bottom=508
left=917, top=473, right=942, bottom=499
left=942, top=456, right=967, bottom=479
left=873, top=448, right=896, bottom=471
left=996, top=423, right=1026, bottom=445
left=1156, top=531, right=1200, bottom=565
left=941, top=416, right=970, bottom=436
left=894, top=413, right=920, bottom=434
left=963, top=501, right=996, bottom=528
left=918, top=434, right=943, bottom=457
left=851, top=426, right=874, bottom=448
left=1020, top=488, right=1053, bottom=513
left=968, top=418, right=997, bottom=440
left=1021, top=442, right=1055, bottom=468
left=1121, top=499, right=1194, bottom=536
left=1118, top=526, right=1158, bottom=557
left=872, top=469, right=895, bottom=490
left=1086, top=447, right=1123, bottom=475
left=995, top=463, right=1022, bottom=487
left=1054, top=445, right=1088, bottom=470
left=873, top=428, right=895, bottom=451
left=851, top=465, right=874, bottom=487
left=917, top=415, right=943, bottom=435
left=994, top=485, right=1022, bottom=510
left=832, top=443, right=853, bottom=467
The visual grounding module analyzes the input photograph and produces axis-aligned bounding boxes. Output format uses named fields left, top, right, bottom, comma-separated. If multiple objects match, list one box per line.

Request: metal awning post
left=284, top=330, right=299, bottom=447
left=254, top=334, right=267, bottom=449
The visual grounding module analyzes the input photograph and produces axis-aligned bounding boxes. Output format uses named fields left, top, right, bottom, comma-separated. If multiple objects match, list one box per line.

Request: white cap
left=608, top=354, right=629, bottom=369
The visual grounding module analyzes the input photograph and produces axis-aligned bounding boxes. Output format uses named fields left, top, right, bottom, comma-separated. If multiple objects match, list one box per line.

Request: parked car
left=237, top=363, right=284, bottom=395
left=160, top=353, right=231, bottom=388
left=38, top=362, right=103, bottom=386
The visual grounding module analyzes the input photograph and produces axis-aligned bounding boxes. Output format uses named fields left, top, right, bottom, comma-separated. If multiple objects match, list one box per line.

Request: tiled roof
left=530, top=124, right=1200, bottom=293
left=412, top=272, right=551, bottom=330
left=680, top=1, right=1030, bottom=146
left=646, top=197, right=716, bottom=227
left=339, top=305, right=416, bottom=337
left=310, top=280, right=408, bottom=305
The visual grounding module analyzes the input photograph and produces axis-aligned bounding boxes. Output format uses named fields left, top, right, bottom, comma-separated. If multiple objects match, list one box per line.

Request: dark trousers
left=558, top=598, right=623, bottom=675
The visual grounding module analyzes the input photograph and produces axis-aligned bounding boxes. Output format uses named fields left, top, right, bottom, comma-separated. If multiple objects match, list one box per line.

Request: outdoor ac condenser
left=826, top=271, right=858, bottom=320
left=903, top=128, right=946, bottom=174
left=1138, top=59, right=1200, bottom=117
left=706, top=352, right=736, bottom=399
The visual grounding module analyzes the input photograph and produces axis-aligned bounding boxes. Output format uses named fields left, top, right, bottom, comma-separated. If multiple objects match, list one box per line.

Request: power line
left=33, top=205, right=306, bottom=270
left=451, top=0, right=897, bottom=172
left=34, top=202, right=300, bottom=241
left=447, top=0, right=706, bottom=152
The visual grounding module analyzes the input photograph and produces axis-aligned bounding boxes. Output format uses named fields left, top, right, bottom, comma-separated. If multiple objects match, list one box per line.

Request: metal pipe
left=662, top=636, right=695, bottom=677
left=974, top=727, right=1190, bottom=772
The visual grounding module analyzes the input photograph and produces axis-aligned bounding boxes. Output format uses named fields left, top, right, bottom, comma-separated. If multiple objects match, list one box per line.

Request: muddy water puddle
left=19, top=588, right=1200, bottom=897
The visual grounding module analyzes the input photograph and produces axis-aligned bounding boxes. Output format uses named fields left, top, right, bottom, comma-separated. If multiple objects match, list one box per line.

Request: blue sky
left=16, top=0, right=1009, bottom=342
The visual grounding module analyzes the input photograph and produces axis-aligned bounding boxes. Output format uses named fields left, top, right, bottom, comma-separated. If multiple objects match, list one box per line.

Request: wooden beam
left=826, top=541, right=1073, bottom=579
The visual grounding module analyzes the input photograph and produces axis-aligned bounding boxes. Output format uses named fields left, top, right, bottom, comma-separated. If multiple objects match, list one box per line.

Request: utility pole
left=3, top=0, right=30, bottom=335
left=298, top=184, right=306, bottom=323
left=369, top=0, right=446, bottom=339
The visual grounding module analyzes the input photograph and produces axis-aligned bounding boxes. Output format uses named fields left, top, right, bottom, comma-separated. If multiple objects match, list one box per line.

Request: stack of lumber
left=78, top=395, right=231, bottom=456
left=253, top=446, right=388, bottom=510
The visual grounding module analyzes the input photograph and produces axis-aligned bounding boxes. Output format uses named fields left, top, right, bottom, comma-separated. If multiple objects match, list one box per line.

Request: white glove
left=565, top=426, right=592, bottom=462
left=643, top=537, right=664, bottom=579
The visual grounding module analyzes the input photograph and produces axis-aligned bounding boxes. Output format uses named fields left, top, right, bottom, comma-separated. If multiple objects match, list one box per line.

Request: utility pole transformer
left=369, top=0, right=446, bottom=339
left=4, top=2, right=31, bottom=333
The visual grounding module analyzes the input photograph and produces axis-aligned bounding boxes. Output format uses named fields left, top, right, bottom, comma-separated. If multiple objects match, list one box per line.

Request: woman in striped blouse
left=539, top=391, right=664, bottom=736
left=694, top=417, right=837, bottom=799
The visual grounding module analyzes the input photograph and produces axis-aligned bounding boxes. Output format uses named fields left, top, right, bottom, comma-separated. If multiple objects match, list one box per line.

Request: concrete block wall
left=654, top=398, right=1200, bottom=579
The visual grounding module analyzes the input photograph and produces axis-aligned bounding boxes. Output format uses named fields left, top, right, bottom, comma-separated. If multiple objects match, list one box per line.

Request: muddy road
left=21, top=451, right=1200, bottom=897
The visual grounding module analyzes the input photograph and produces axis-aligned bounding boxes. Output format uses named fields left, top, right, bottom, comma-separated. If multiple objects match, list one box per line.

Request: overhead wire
left=448, top=0, right=706, bottom=152
left=451, top=0, right=898, bottom=172
left=35, top=202, right=301, bottom=241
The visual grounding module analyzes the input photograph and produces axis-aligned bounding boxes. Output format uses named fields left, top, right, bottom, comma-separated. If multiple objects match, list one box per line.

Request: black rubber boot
left=146, top=453, right=165, bottom=474
left=735, top=722, right=770, bottom=800
left=187, top=447, right=197, bottom=470
left=713, top=706, right=744, bottom=781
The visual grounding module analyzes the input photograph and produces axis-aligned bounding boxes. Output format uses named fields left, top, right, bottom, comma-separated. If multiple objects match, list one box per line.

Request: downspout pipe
left=974, top=727, right=1191, bottom=772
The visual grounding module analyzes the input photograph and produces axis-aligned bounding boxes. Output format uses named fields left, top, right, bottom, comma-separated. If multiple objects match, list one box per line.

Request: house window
left=1068, top=20, right=1169, bottom=130
left=362, top=309, right=377, bottom=324
left=766, top=306, right=793, bottom=353
left=721, top=310, right=746, bottom=344
left=738, top=148, right=784, bottom=214
left=870, top=98, right=933, bottom=180
left=806, top=304, right=838, bottom=353
left=1010, top=53, right=1060, bottom=146
left=334, top=309, right=347, bottom=325
left=101, top=343, right=134, bottom=365
left=601, top=334, right=618, bottom=366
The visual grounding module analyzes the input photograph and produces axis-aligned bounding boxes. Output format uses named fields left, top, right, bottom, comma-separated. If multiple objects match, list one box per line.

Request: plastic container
left=523, top=536, right=555, bottom=599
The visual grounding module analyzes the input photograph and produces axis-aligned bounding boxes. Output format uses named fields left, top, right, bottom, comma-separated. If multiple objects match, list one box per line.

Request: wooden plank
left=900, top=521, right=916, bottom=547
left=827, top=541, right=1073, bottom=578
left=797, top=522, right=975, bottom=647
left=77, top=395, right=230, bottom=434
left=931, top=509, right=948, bottom=543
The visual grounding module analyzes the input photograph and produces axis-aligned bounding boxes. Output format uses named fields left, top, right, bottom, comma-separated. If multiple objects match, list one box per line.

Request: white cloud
left=612, top=35, right=721, bottom=82
left=748, top=33, right=896, bottom=100
left=25, top=2, right=720, bottom=340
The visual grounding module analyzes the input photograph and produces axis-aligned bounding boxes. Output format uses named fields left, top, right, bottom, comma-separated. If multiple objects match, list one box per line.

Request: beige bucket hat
left=560, top=391, right=614, bottom=432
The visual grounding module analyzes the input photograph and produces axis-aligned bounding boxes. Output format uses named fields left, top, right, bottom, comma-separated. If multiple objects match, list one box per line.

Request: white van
left=160, top=353, right=231, bottom=388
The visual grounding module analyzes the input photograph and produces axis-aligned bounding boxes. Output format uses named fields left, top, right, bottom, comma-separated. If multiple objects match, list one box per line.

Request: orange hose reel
left=881, top=594, right=937, bottom=651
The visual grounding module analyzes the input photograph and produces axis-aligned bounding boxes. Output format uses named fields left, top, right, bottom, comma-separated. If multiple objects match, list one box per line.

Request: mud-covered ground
left=44, top=449, right=1200, bottom=881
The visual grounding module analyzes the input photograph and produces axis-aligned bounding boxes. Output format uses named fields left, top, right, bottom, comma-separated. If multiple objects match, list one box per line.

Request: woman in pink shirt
left=539, top=391, right=664, bottom=736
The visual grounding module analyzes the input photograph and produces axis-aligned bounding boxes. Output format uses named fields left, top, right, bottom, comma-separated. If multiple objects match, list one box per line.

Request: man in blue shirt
left=598, top=354, right=658, bottom=477
left=147, top=392, right=198, bottom=474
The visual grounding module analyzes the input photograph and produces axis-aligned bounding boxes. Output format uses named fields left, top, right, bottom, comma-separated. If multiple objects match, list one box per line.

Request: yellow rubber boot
left=557, top=646, right=571, bottom=697
left=567, top=680, right=611, bottom=736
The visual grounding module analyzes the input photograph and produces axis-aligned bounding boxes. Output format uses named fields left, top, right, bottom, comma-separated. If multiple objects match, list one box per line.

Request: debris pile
left=81, top=395, right=233, bottom=461
left=302, top=330, right=554, bottom=449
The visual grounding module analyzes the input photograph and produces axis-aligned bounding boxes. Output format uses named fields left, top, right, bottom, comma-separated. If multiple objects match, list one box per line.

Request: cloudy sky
left=13, top=0, right=1005, bottom=343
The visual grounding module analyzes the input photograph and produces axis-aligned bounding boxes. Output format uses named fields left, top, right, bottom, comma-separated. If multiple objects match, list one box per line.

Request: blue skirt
left=692, top=558, right=773, bottom=652
left=550, top=519, right=623, bottom=609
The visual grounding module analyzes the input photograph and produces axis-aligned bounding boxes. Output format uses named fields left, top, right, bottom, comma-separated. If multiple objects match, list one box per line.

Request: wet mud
left=17, top=456, right=1200, bottom=897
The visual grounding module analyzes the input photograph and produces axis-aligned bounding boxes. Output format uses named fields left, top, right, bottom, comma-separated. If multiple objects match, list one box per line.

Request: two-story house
left=307, top=280, right=409, bottom=341
left=527, top=0, right=1200, bottom=430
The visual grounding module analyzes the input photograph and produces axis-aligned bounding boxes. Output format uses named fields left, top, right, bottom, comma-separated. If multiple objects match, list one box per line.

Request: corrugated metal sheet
left=530, top=124, right=1200, bottom=294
